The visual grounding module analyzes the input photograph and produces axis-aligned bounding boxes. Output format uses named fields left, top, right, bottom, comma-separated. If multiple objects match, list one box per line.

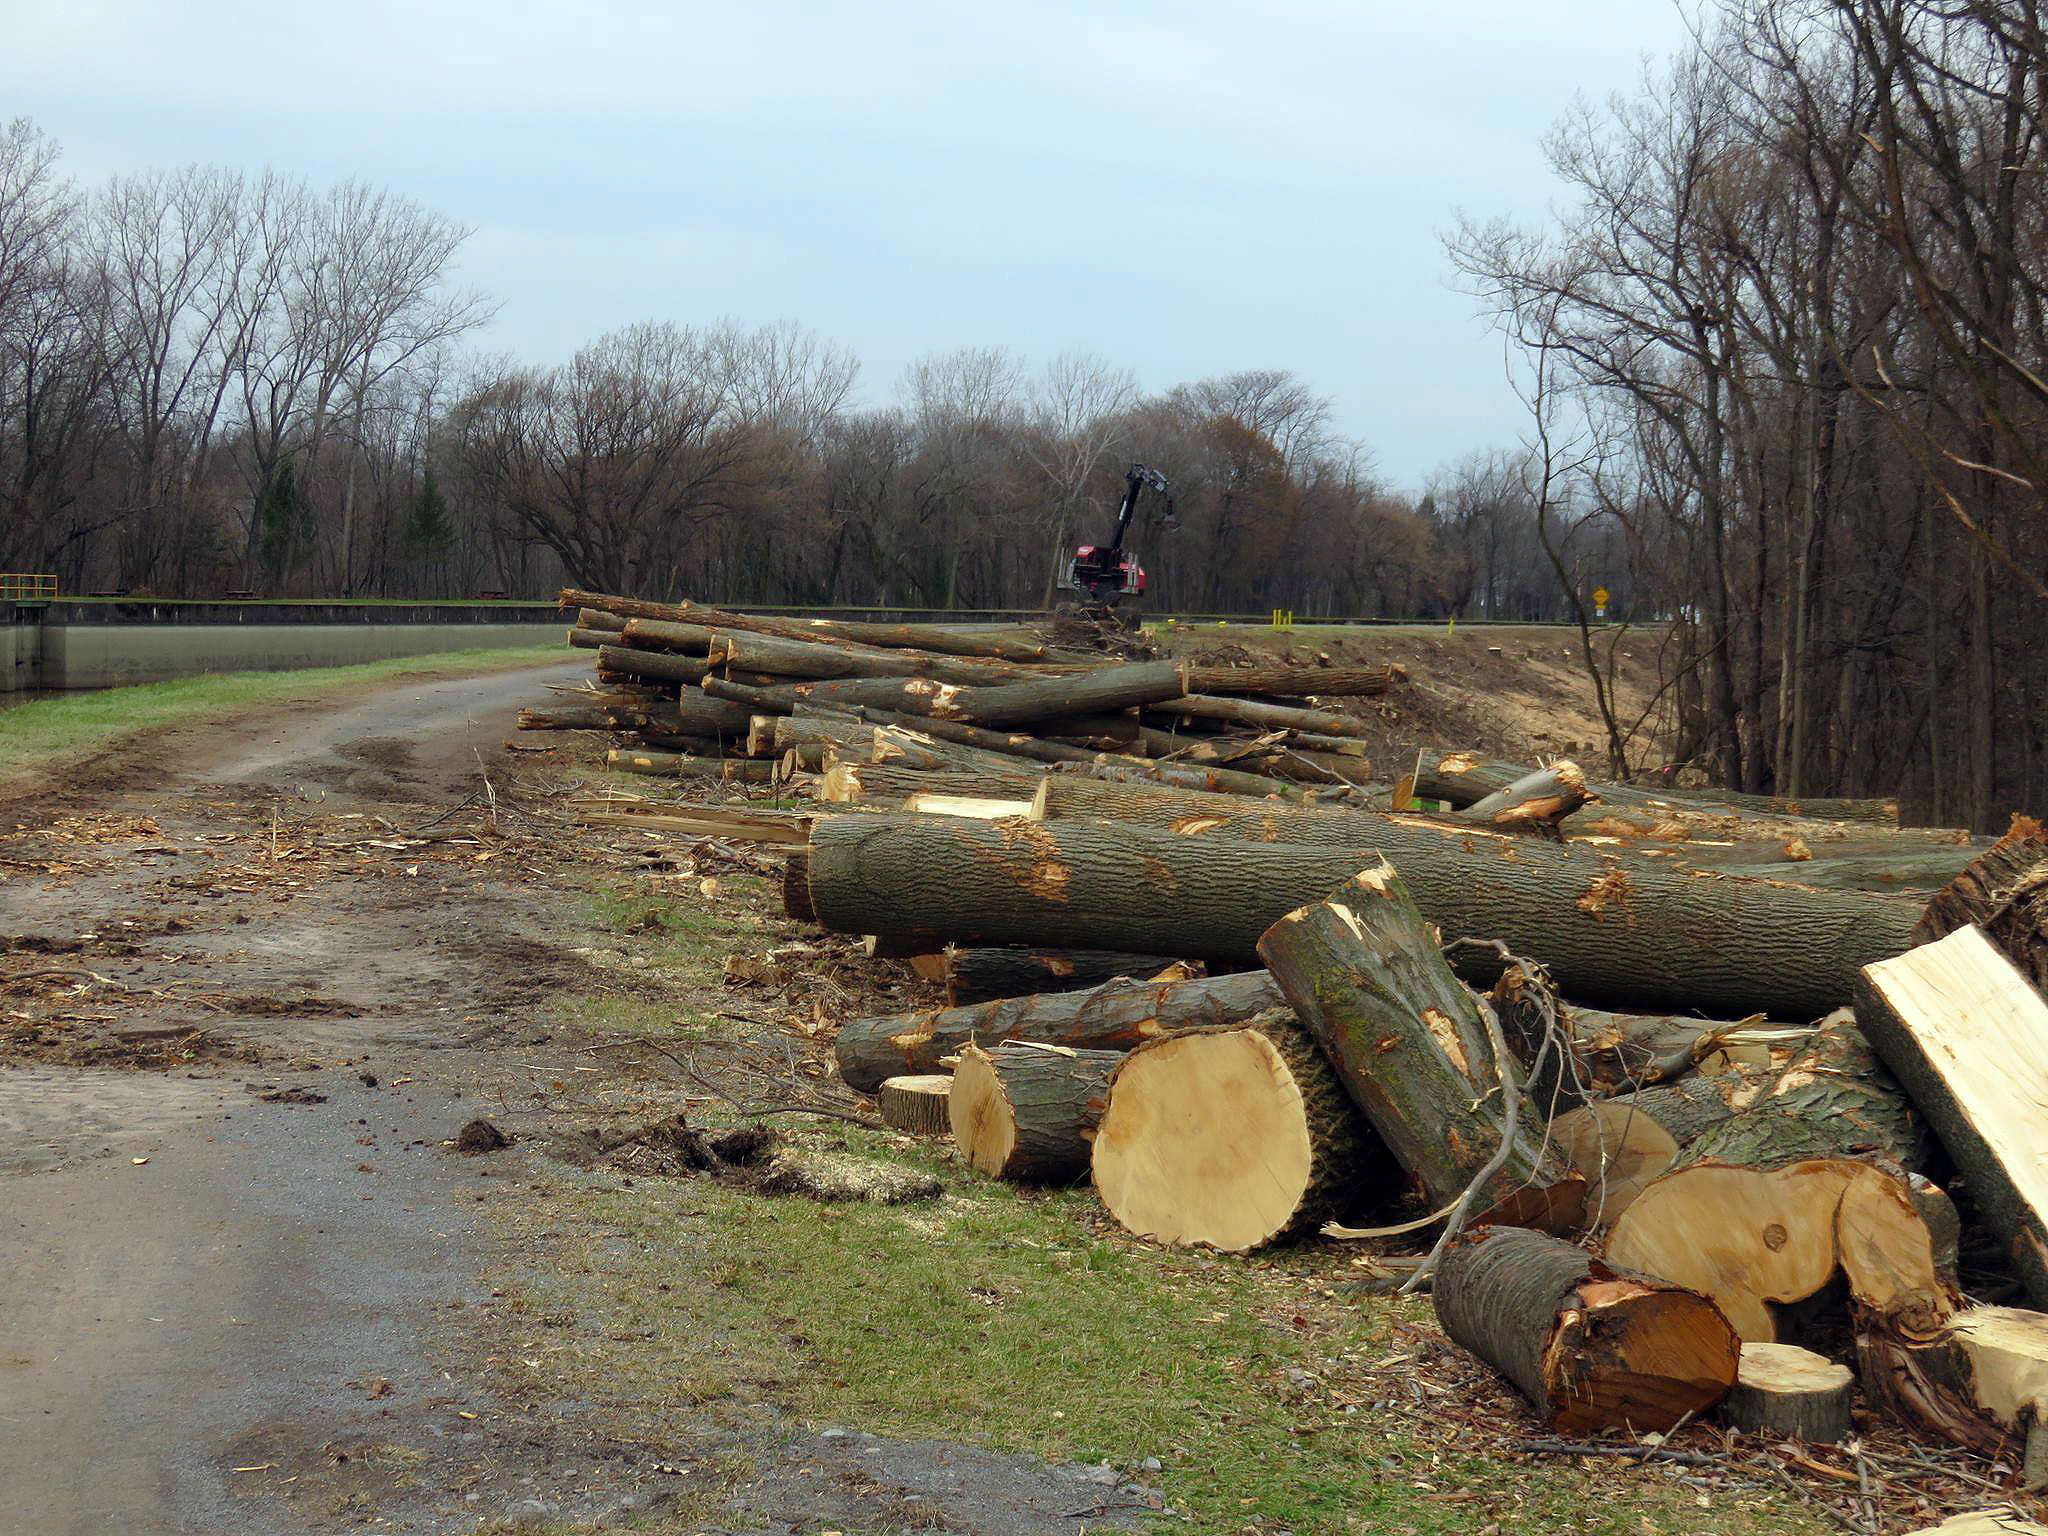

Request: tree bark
left=708, top=628, right=1041, bottom=686
left=1910, top=816, right=2048, bottom=990
left=789, top=810, right=1928, bottom=1018
left=1462, top=760, right=1591, bottom=835
left=615, top=617, right=716, bottom=652
left=949, top=1041, right=1120, bottom=1182
left=944, top=948, right=1194, bottom=1006
left=1404, top=750, right=1898, bottom=825
left=595, top=644, right=715, bottom=686
left=1858, top=1305, right=2048, bottom=1478
left=1257, top=861, right=1573, bottom=1215
left=1092, top=1008, right=1387, bottom=1251
left=829, top=967, right=1283, bottom=1094
left=813, top=703, right=1102, bottom=765
left=1150, top=692, right=1370, bottom=739
left=819, top=761, right=1047, bottom=805
left=607, top=748, right=776, bottom=782
left=1432, top=1224, right=1739, bottom=1434
left=1858, top=924, right=2048, bottom=1309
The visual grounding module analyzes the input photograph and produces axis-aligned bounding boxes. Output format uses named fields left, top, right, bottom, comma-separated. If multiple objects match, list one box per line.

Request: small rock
left=1074, top=1463, right=1121, bottom=1486
left=1140, top=1456, right=1163, bottom=1472
left=1285, top=1367, right=1316, bottom=1386
left=819, top=1428, right=850, bottom=1440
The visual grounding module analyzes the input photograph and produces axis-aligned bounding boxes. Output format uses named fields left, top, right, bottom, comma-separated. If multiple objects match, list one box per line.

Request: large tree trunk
left=1857, top=924, right=2048, bottom=1309
left=787, top=812, right=1927, bottom=1018
left=1091, top=1008, right=1386, bottom=1252
left=1602, top=1157, right=1956, bottom=1344
left=708, top=628, right=1040, bottom=686
left=1256, top=861, right=1573, bottom=1215
left=948, top=1041, right=1119, bottom=1182
left=943, top=947, right=1194, bottom=1006
left=1911, top=816, right=2048, bottom=989
left=1859, top=1304, right=2048, bottom=1479
left=1432, top=1224, right=1739, bottom=1434
left=829, top=968, right=1283, bottom=1094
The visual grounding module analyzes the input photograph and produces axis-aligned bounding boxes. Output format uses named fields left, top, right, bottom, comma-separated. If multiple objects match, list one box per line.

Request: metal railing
left=0, top=573, right=57, bottom=602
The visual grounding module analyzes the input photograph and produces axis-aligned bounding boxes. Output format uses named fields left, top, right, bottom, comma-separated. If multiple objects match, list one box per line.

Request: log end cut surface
left=949, top=1045, right=1018, bottom=1177
left=1548, top=1283, right=1743, bottom=1435
left=1092, top=1029, right=1317, bottom=1253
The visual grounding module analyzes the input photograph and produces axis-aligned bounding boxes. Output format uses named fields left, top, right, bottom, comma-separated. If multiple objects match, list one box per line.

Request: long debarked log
left=1857, top=924, right=2048, bottom=1310
left=788, top=813, right=1927, bottom=1019
left=949, top=1041, right=1120, bottom=1182
left=829, top=968, right=1284, bottom=1095
left=1432, top=1225, right=1739, bottom=1434
left=1257, top=861, right=1571, bottom=1214
left=944, top=947, right=1194, bottom=1006
left=1091, top=1007, right=1387, bottom=1251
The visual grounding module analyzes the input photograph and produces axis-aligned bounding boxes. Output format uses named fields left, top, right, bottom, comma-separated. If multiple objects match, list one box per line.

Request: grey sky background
left=4, top=1, right=1694, bottom=489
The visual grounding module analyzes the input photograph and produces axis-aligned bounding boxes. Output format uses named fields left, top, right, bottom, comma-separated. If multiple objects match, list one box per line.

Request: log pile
left=545, top=590, right=2048, bottom=1474
left=533, top=588, right=1404, bottom=792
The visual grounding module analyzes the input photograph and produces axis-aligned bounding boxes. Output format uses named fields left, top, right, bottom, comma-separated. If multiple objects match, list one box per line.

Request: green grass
left=498, top=1131, right=1820, bottom=1536
left=0, top=644, right=567, bottom=778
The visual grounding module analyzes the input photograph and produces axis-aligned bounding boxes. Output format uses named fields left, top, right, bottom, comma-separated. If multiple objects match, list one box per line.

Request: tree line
left=1450, top=0, right=2048, bottom=828
left=0, top=115, right=1617, bottom=628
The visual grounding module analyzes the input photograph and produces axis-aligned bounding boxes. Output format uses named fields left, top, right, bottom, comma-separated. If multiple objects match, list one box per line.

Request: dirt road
left=0, top=662, right=1147, bottom=1536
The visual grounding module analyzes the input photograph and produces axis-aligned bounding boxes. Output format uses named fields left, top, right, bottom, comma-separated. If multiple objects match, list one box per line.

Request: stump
left=1432, top=1225, right=1739, bottom=1433
left=1090, top=1009, right=1386, bottom=1252
left=1724, top=1342, right=1854, bottom=1442
left=948, top=1042, right=1120, bottom=1182
left=877, top=1075, right=953, bottom=1137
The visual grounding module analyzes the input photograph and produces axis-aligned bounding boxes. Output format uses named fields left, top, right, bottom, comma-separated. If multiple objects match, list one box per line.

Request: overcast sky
left=5, top=1, right=1695, bottom=488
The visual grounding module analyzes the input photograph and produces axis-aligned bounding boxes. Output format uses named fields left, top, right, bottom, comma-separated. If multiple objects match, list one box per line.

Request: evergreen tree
left=403, top=467, right=455, bottom=564
left=256, top=458, right=313, bottom=579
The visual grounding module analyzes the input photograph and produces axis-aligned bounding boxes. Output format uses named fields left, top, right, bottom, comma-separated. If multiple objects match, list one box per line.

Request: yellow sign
left=1593, top=586, right=1610, bottom=609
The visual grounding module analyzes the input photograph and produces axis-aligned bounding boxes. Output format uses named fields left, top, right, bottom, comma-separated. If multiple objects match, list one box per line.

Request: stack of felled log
left=787, top=751, right=2048, bottom=1465
left=524, top=589, right=1402, bottom=794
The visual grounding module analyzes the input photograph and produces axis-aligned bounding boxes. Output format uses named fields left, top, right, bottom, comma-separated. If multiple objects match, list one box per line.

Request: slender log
left=568, top=626, right=614, bottom=650
left=877, top=1074, right=954, bottom=1136
left=949, top=1041, right=1120, bottom=1182
left=1603, top=1157, right=1956, bottom=1343
left=1857, top=924, right=2048, bottom=1309
left=595, top=644, right=715, bottom=686
left=1151, top=692, right=1369, bottom=739
left=810, top=702, right=1099, bottom=766
left=1032, top=774, right=1357, bottom=838
left=708, top=628, right=1041, bottom=685
left=1432, top=1225, right=1739, bottom=1434
left=869, top=724, right=1042, bottom=776
left=944, top=947, right=1194, bottom=1006
left=1181, top=661, right=1404, bottom=698
left=1257, top=861, right=1573, bottom=1214
left=518, top=705, right=618, bottom=731
left=615, top=617, right=716, bottom=652
left=562, top=589, right=1060, bottom=662
left=1403, top=750, right=1899, bottom=825
left=1091, top=1008, right=1388, bottom=1251
left=789, top=811, right=1928, bottom=1018
left=1462, top=761, right=1592, bottom=835
left=577, top=607, right=629, bottom=633
left=606, top=748, right=777, bottom=782
left=829, top=968, right=1283, bottom=1094
left=1912, top=816, right=2048, bottom=989
left=1057, top=757, right=1319, bottom=801
left=1723, top=1343, right=1854, bottom=1442
left=817, top=761, right=1046, bottom=806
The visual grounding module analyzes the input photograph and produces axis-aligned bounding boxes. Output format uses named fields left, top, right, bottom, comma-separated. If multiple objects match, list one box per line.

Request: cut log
left=1863, top=1305, right=2048, bottom=1477
left=818, top=761, right=1046, bottom=806
left=902, top=792, right=1034, bottom=821
left=563, top=590, right=1058, bottom=662
left=949, top=1041, right=1120, bottom=1182
left=868, top=724, right=1044, bottom=777
left=1062, top=756, right=1320, bottom=800
left=788, top=812, right=1927, bottom=1019
left=1032, top=774, right=1366, bottom=842
left=830, top=967, right=1283, bottom=1094
left=1150, top=692, right=1370, bottom=739
left=1857, top=924, right=2048, bottom=1309
left=606, top=748, right=776, bottom=782
left=576, top=607, right=629, bottom=633
left=711, top=660, right=1188, bottom=731
left=1401, top=750, right=1899, bottom=825
left=1432, top=1224, right=1739, bottom=1434
left=1461, top=760, right=1592, bottom=835
left=1723, top=1342, right=1854, bottom=1442
left=1603, top=1157, right=1956, bottom=1342
left=811, top=703, right=1099, bottom=766
left=877, top=1074, right=954, bottom=1136
left=944, top=947, right=1196, bottom=1006
left=1090, top=1008, right=1386, bottom=1251
left=594, top=644, right=715, bottom=686
left=1181, top=661, right=1404, bottom=698
left=708, top=628, right=1039, bottom=686
left=1912, top=816, right=2048, bottom=989
left=1256, top=861, right=1575, bottom=1216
